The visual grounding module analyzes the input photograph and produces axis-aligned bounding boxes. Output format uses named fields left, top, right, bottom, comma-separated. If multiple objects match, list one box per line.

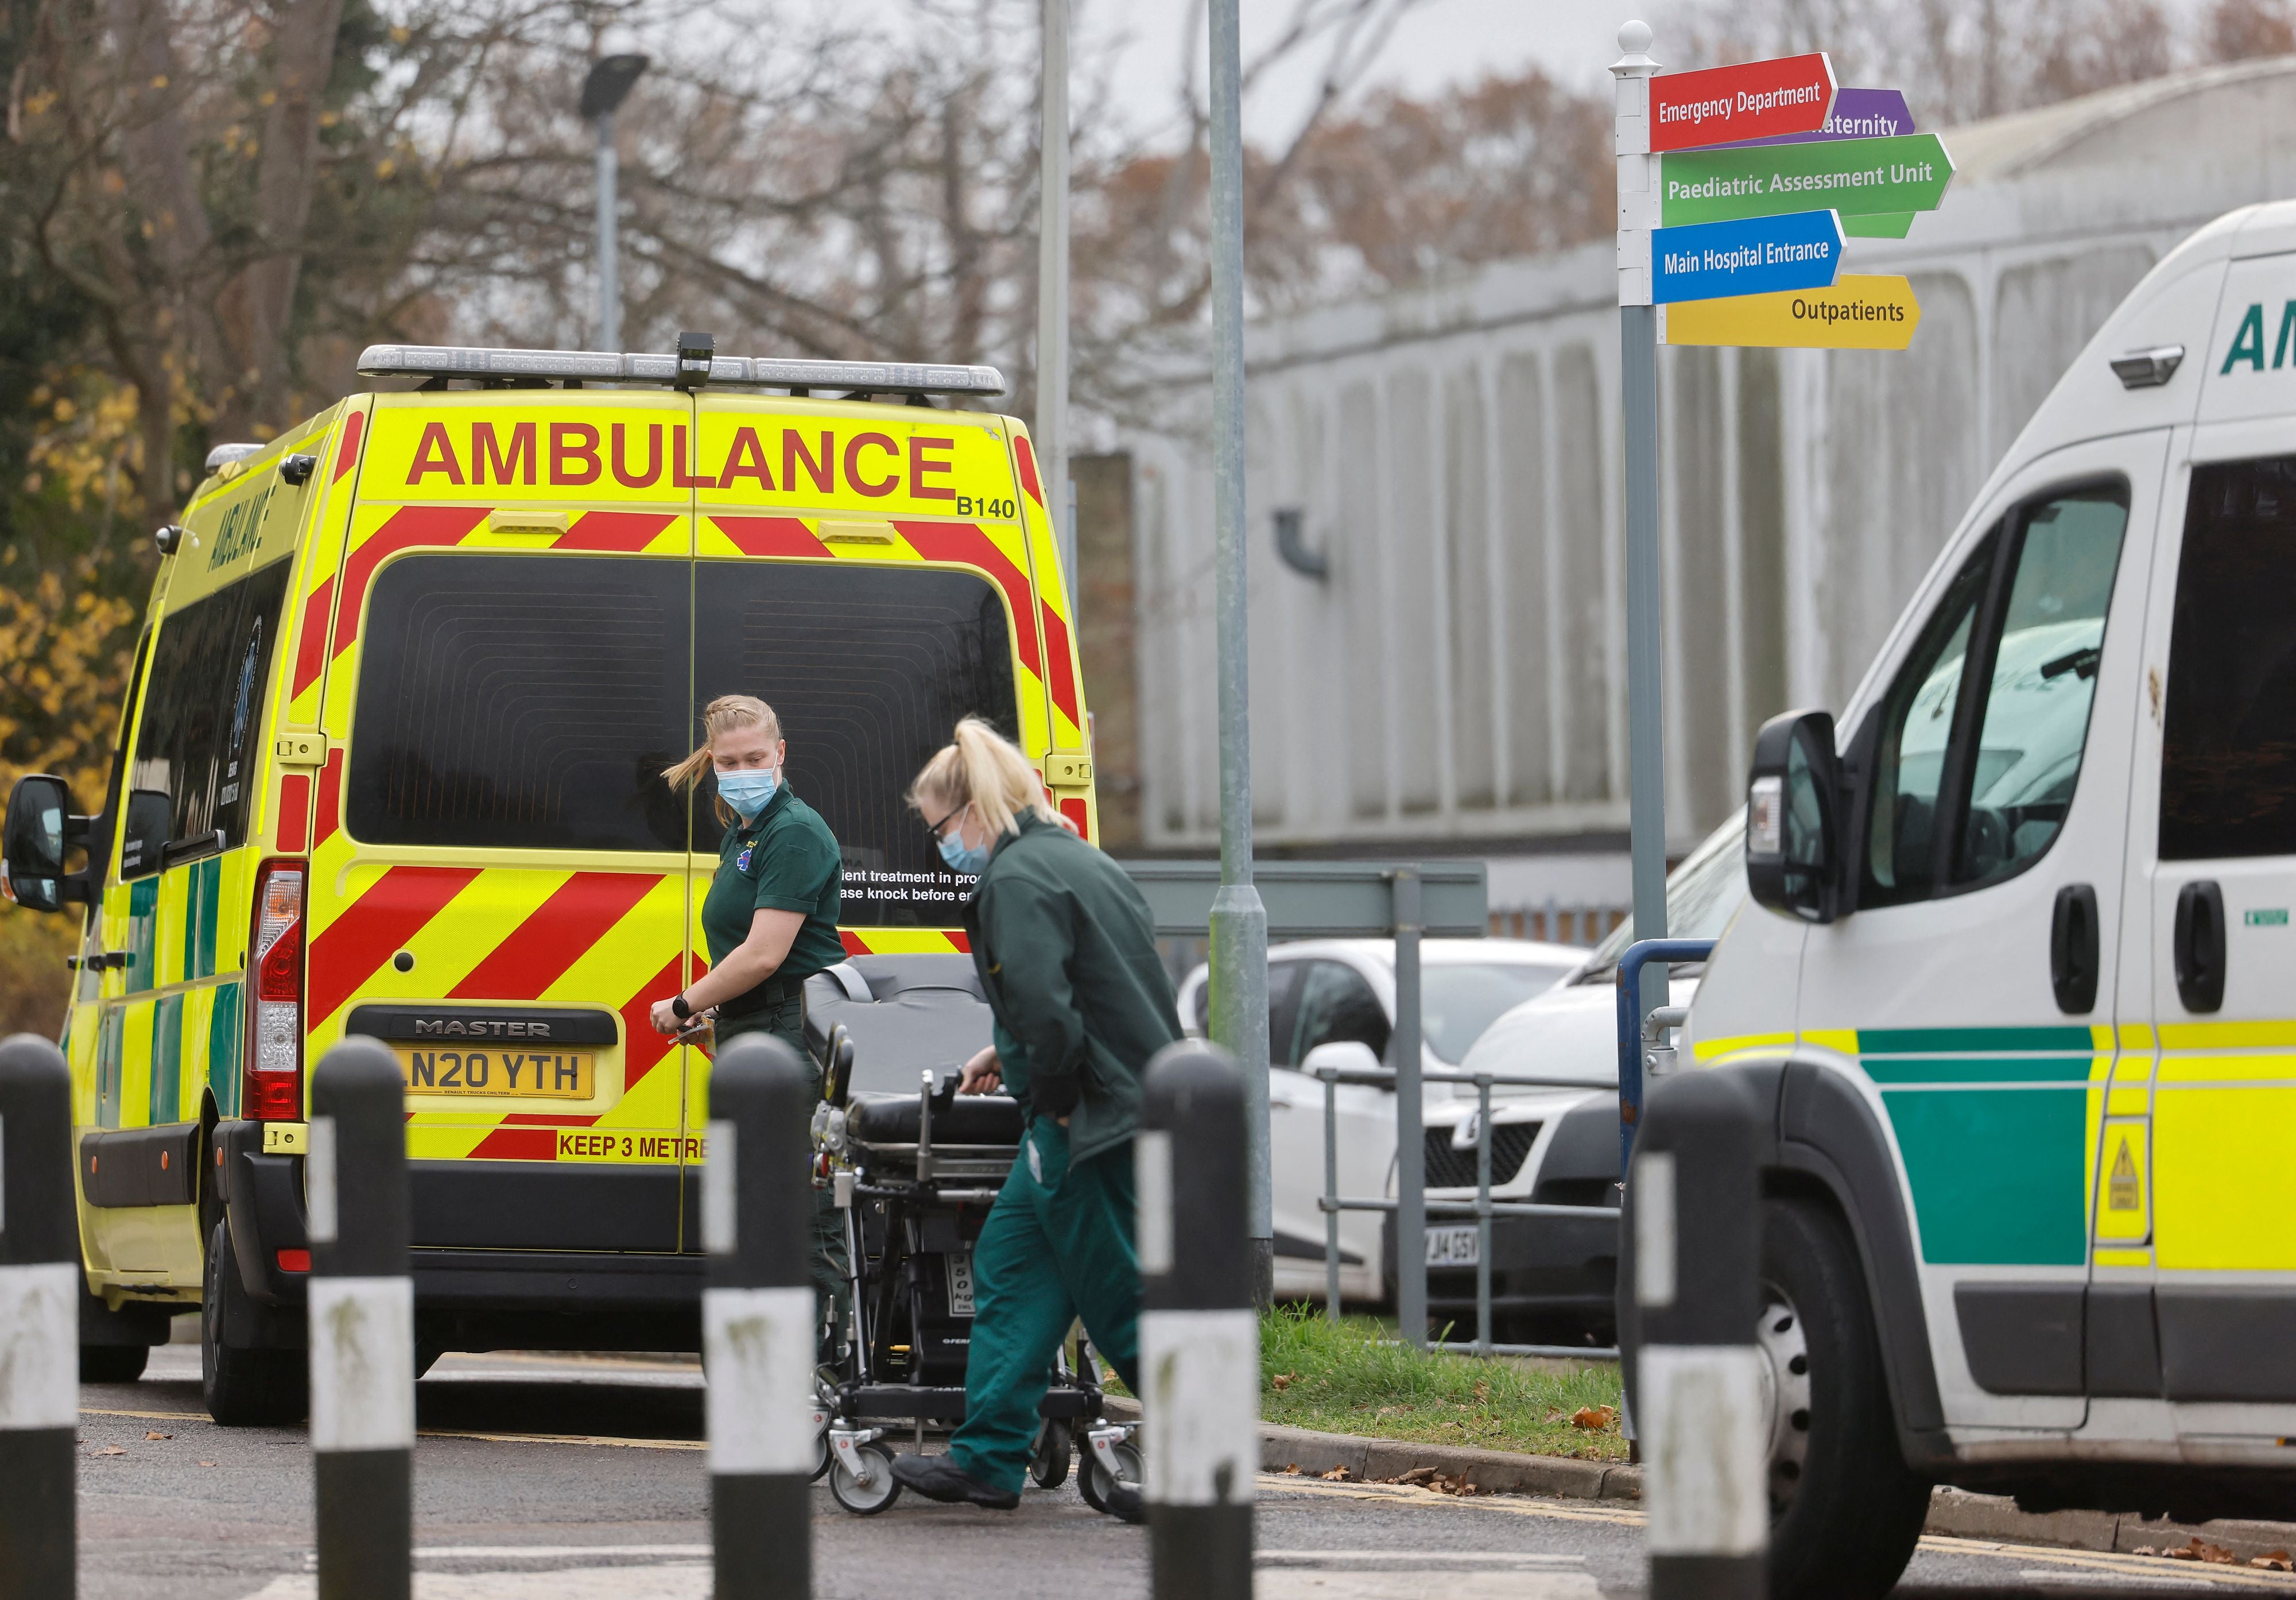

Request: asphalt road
left=74, top=1343, right=2291, bottom=1599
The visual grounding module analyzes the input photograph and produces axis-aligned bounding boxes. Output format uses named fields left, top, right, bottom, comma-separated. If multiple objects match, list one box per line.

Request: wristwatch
left=671, top=993, right=692, bottom=1020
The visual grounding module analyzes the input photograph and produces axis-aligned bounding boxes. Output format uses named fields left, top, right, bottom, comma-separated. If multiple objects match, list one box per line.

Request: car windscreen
left=694, top=560, right=1021, bottom=927
left=1424, top=962, right=1575, bottom=1061
left=1580, top=813, right=1748, bottom=982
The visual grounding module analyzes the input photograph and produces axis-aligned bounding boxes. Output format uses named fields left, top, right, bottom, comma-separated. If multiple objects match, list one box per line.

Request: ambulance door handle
left=2050, top=884, right=2099, bottom=1014
left=2173, top=880, right=2226, bottom=1013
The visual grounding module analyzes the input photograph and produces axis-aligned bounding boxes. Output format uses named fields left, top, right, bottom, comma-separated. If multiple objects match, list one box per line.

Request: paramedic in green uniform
left=890, top=717, right=1181, bottom=1517
left=651, top=694, right=850, bottom=1345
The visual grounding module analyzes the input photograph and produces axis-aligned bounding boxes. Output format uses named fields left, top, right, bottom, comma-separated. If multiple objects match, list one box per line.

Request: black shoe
left=890, top=1452, right=1022, bottom=1510
left=1100, top=1481, right=1146, bottom=1524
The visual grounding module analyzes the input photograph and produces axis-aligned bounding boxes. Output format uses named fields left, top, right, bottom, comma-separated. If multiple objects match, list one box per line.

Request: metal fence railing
left=1314, top=1061, right=1623, bottom=1361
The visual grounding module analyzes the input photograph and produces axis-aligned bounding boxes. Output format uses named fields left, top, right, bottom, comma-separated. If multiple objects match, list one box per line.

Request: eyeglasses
left=922, top=807, right=960, bottom=840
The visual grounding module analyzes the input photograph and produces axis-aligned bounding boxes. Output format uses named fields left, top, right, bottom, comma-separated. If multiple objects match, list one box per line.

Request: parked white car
left=1410, top=815, right=1750, bottom=1344
left=1176, top=937, right=1581, bottom=1302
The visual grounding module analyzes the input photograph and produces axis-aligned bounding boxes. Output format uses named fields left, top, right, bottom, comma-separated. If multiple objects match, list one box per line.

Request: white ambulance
left=1688, top=199, right=2296, bottom=1597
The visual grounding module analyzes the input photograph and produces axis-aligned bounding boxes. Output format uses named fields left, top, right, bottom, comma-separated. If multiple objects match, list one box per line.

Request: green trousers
left=717, top=1000, right=850, bottom=1356
left=950, top=1121, right=1141, bottom=1494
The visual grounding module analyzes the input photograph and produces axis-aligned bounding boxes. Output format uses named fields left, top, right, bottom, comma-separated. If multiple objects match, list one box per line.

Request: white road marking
left=414, top=1545, right=712, bottom=1560
left=241, top=1568, right=711, bottom=1599
left=1258, top=1574, right=1600, bottom=1598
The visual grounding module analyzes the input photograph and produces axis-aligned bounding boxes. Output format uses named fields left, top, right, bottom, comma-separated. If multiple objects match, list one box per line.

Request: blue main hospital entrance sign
left=1651, top=209, right=1844, bottom=305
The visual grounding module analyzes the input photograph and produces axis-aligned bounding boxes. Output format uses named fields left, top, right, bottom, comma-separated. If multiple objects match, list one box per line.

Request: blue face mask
left=717, top=767, right=779, bottom=821
left=938, top=828, right=990, bottom=877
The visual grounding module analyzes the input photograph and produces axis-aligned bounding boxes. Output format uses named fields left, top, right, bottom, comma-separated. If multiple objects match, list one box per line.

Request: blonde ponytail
left=664, top=695, right=784, bottom=824
left=909, top=717, right=1057, bottom=839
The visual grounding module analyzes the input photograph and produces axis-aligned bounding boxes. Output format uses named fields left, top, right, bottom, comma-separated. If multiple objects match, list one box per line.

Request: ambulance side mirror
left=1746, top=710, right=1843, bottom=925
left=2, top=774, right=73, bottom=912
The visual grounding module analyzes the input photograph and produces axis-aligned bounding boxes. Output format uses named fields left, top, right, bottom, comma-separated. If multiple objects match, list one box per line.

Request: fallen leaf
left=93, top=1445, right=125, bottom=1456
left=2132, top=1547, right=2157, bottom=1557
left=1271, top=1372, right=1296, bottom=1393
left=1281, top=1463, right=1301, bottom=1475
left=1394, top=1466, right=1441, bottom=1485
left=2252, top=1556, right=2293, bottom=1571
left=198, top=1460, right=216, bottom=1469
left=144, top=1431, right=171, bottom=1441
left=1572, top=1405, right=1619, bottom=1431
left=2166, top=1548, right=2199, bottom=1561
left=1318, top=1465, right=1353, bottom=1481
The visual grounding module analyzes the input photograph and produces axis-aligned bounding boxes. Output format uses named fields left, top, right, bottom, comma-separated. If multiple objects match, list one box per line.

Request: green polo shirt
left=701, top=785, right=846, bottom=1014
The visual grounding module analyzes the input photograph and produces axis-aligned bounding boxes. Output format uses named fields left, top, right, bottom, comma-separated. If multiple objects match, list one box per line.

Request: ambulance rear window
left=348, top=554, right=691, bottom=852
left=694, top=561, right=1020, bottom=927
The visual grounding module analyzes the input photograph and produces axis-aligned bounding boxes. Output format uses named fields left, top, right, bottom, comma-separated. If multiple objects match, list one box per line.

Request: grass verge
left=1257, top=1305, right=1628, bottom=1461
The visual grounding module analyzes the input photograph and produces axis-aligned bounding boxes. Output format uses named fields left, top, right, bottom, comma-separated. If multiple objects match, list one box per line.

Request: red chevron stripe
left=710, top=515, right=828, bottom=558
left=332, top=409, right=366, bottom=483
left=276, top=774, right=310, bottom=855
left=332, top=504, right=491, bottom=658
left=620, top=953, right=686, bottom=1094
left=307, top=865, right=481, bottom=1027
left=891, top=522, right=1041, bottom=676
left=840, top=931, right=873, bottom=955
left=313, top=749, right=343, bottom=849
left=946, top=931, right=970, bottom=952
left=556, top=511, right=677, bottom=552
left=1013, top=434, right=1044, bottom=506
left=1041, top=600, right=1080, bottom=726
left=291, top=576, right=334, bottom=698
left=449, top=871, right=661, bottom=1001
left=466, top=1127, right=559, bottom=1161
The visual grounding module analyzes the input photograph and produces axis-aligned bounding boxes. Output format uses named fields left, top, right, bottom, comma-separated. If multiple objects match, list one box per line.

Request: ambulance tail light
left=244, top=860, right=307, bottom=1121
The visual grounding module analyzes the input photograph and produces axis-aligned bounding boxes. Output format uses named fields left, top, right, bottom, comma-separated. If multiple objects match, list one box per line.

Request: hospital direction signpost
left=1607, top=19, right=1948, bottom=1090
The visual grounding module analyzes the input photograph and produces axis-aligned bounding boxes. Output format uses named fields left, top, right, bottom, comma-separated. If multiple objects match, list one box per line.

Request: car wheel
left=79, top=1345, right=150, bottom=1384
left=202, top=1219, right=308, bottom=1427
left=1760, top=1196, right=1930, bottom=1600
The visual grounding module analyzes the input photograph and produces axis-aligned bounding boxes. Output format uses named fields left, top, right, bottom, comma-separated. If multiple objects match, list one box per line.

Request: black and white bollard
left=1139, top=1042, right=1254, bottom=1600
left=0, top=1035, right=77, bottom=1599
left=308, top=1037, right=414, bottom=1600
left=1628, top=1069, right=1767, bottom=1600
left=705, top=1033, right=814, bottom=1600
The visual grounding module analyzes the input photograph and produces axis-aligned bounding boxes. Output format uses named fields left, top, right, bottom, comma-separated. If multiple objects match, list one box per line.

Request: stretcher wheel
left=830, top=1441, right=902, bottom=1514
left=1079, top=1439, right=1142, bottom=1514
left=1030, top=1420, right=1072, bottom=1489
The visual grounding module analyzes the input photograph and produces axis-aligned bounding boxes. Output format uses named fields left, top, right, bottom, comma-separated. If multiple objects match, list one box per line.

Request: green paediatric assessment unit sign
left=1661, top=133, right=1954, bottom=227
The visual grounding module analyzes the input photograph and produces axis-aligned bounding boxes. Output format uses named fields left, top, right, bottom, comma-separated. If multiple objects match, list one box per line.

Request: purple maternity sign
left=1719, top=88, right=1914, bottom=148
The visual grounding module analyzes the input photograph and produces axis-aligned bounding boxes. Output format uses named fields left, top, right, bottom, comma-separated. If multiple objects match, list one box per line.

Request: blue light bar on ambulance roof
left=353, top=343, right=1006, bottom=396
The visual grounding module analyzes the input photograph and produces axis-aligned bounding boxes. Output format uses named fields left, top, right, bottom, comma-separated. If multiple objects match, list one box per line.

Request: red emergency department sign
left=1649, top=53, right=1836, bottom=153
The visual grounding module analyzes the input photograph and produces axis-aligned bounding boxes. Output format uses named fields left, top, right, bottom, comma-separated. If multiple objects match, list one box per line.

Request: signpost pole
left=1037, top=0, right=1074, bottom=603
left=1612, top=22, right=1670, bottom=1046
left=1205, top=0, right=1273, bottom=1306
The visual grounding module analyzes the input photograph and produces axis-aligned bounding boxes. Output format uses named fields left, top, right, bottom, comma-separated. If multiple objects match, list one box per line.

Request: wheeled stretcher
left=798, top=954, right=1139, bottom=1514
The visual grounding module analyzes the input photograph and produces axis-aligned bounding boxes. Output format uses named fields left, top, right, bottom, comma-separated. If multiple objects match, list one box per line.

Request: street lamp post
left=581, top=54, right=650, bottom=353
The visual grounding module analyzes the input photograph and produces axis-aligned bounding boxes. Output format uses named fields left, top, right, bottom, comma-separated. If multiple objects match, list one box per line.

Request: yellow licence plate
left=396, top=1045, right=595, bottom=1099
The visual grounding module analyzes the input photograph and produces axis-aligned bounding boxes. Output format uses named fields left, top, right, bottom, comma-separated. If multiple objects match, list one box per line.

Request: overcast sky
left=1077, top=0, right=1695, bottom=146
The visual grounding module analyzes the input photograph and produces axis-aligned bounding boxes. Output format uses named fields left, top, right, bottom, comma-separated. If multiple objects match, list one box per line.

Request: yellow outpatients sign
left=1661, top=274, right=1922, bottom=350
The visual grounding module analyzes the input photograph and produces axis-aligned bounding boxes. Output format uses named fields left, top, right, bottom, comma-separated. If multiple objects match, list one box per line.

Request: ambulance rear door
left=685, top=394, right=1048, bottom=1149
left=307, top=391, right=703, bottom=1253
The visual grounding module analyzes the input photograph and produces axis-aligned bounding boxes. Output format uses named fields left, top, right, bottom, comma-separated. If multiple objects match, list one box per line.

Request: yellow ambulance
left=0, top=336, right=1097, bottom=1424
